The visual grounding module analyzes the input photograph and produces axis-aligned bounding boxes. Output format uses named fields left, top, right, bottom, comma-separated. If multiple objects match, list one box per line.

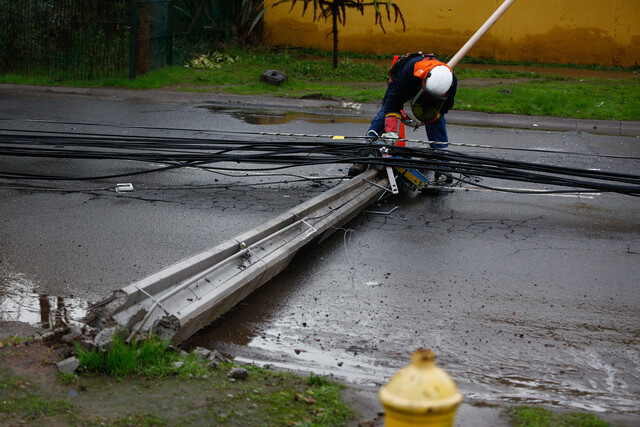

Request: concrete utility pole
left=92, top=170, right=389, bottom=344
left=447, top=0, right=517, bottom=68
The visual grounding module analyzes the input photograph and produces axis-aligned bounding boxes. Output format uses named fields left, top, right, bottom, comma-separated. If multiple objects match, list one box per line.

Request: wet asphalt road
left=1, top=87, right=639, bottom=417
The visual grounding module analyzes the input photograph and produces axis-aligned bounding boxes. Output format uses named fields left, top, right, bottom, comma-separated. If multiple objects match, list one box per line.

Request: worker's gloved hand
left=384, top=113, right=401, bottom=134
left=380, top=131, right=399, bottom=146
left=400, top=110, right=420, bottom=129
left=402, top=118, right=418, bottom=129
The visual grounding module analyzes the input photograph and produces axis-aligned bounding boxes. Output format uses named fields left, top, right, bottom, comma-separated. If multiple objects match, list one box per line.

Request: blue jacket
left=382, top=55, right=457, bottom=116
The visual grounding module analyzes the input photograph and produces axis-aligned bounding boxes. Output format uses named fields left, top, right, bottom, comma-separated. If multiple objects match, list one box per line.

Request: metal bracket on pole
left=380, top=147, right=399, bottom=194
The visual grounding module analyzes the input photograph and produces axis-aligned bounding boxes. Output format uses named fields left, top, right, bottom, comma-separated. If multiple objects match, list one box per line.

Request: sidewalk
left=2, top=84, right=639, bottom=137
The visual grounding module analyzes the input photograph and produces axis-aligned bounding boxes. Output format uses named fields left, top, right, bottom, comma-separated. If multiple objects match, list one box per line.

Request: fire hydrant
left=379, top=349, right=463, bottom=426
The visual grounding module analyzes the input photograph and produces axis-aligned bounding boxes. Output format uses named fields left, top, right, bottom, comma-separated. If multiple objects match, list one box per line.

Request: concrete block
left=93, top=326, right=117, bottom=352
left=56, top=357, right=80, bottom=374
left=61, top=324, right=83, bottom=344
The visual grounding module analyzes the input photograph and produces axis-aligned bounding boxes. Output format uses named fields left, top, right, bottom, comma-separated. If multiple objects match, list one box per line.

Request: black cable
left=3, top=117, right=639, bottom=160
left=1, top=130, right=639, bottom=197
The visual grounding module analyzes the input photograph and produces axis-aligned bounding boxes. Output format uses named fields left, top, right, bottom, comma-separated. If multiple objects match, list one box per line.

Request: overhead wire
left=3, top=117, right=639, bottom=160
left=0, top=126, right=639, bottom=197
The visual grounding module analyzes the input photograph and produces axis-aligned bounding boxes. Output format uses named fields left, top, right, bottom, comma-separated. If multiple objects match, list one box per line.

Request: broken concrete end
left=151, top=315, right=181, bottom=342
left=93, top=325, right=128, bottom=352
left=84, top=290, right=130, bottom=329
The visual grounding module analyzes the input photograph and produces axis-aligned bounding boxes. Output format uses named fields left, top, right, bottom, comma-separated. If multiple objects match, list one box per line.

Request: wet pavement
left=186, top=185, right=640, bottom=414
left=1, top=86, right=639, bottom=421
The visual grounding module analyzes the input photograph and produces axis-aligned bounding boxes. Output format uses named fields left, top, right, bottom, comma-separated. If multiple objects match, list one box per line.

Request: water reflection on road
left=0, top=269, right=87, bottom=329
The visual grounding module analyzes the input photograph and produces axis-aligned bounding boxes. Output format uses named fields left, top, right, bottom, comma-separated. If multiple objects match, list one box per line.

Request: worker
left=349, top=52, right=457, bottom=182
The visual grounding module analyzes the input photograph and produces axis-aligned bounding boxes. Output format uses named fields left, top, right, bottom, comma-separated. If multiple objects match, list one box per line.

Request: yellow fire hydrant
left=379, top=349, right=463, bottom=426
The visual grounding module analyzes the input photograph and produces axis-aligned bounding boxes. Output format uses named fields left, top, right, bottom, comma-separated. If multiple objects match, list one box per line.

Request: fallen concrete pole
left=91, top=169, right=387, bottom=344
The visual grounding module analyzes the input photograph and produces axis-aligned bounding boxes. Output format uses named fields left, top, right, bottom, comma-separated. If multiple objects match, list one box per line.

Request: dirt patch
left=0, top=322, right=46, bottom=341
left=0, top=340, right=65, bottom=390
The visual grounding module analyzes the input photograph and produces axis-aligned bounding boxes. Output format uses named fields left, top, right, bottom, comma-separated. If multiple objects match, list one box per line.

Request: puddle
left=200, top=105, right=370, bottom=126
left=0, top=270, right=87, bottom=329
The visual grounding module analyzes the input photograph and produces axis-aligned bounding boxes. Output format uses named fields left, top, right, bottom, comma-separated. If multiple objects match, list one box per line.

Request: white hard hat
left=425, top=65, right=453, bottom=97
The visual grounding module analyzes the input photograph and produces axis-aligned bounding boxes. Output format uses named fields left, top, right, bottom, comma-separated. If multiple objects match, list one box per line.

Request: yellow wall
left=263, top=0, right=639, bottom=67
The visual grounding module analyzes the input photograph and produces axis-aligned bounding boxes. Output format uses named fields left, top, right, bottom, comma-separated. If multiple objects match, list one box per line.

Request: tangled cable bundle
left=1, top=119, right=639, bottom=197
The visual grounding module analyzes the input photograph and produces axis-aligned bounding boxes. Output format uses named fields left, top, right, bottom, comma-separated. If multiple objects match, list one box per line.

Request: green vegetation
left=242, top=366, right=354, bottom=425
left=0, top=393, right=77, bottom=422
left=76, top=334, right=209, bottom=378
left=75, top=334, right=354, bottom=424
left=2, top=48, right=637, bottom=121
left=0, top=335, right=33, bottom=348
left=0, top=369, right=80, bottom=425
left=57, top=371, right=78, bottom=385
left=1, top=337, right=629, bottom=426
left=508, top=406, right=610, bottom=427
left=455, top=79, right=638, bottom=121
left=0, top=336, right=356, bottom=426
left=0, top=0, right=130, bottom=79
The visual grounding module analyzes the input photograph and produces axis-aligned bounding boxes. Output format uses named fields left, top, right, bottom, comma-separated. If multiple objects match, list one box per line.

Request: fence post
left=166, top=0, right=173, bottom=66
left=130, top=0, right=172, bottom=78
left=129, top=0, right=137, bottom=79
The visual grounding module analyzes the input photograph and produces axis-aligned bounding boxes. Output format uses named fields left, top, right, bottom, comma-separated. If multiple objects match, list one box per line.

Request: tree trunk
left=332, top=3, right=338, bottom=69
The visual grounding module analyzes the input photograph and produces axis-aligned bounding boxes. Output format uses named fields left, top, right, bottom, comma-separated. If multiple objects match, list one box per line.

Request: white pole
left=447, top=0, right=518, bottom=68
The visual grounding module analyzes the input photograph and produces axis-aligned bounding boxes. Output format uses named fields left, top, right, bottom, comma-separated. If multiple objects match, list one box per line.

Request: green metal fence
left=0, top=0, right=261, bottom=80
left=0, top=0, right=132, bottom=79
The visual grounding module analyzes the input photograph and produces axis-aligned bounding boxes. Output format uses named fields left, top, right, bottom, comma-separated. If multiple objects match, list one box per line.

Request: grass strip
left=455, top=79, right=639, bottom=120
left=508, top=406, right=610, bottom=427
left=76, top=334, right=209, bottom=379
left=72, top=334, right=355, bottom=425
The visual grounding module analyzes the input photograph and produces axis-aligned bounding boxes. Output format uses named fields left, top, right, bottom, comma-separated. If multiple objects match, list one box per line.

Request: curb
left=1, top=84, right=638, bottom=137
left=445, top=110, right=640, bottom=137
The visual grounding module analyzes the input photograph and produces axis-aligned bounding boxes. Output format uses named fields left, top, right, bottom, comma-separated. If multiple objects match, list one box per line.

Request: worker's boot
left=348, top=163, right=367, bottom=177
left=435, top=171, right=454, bottom=185
left=348, top=130, right=379, bottom=177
